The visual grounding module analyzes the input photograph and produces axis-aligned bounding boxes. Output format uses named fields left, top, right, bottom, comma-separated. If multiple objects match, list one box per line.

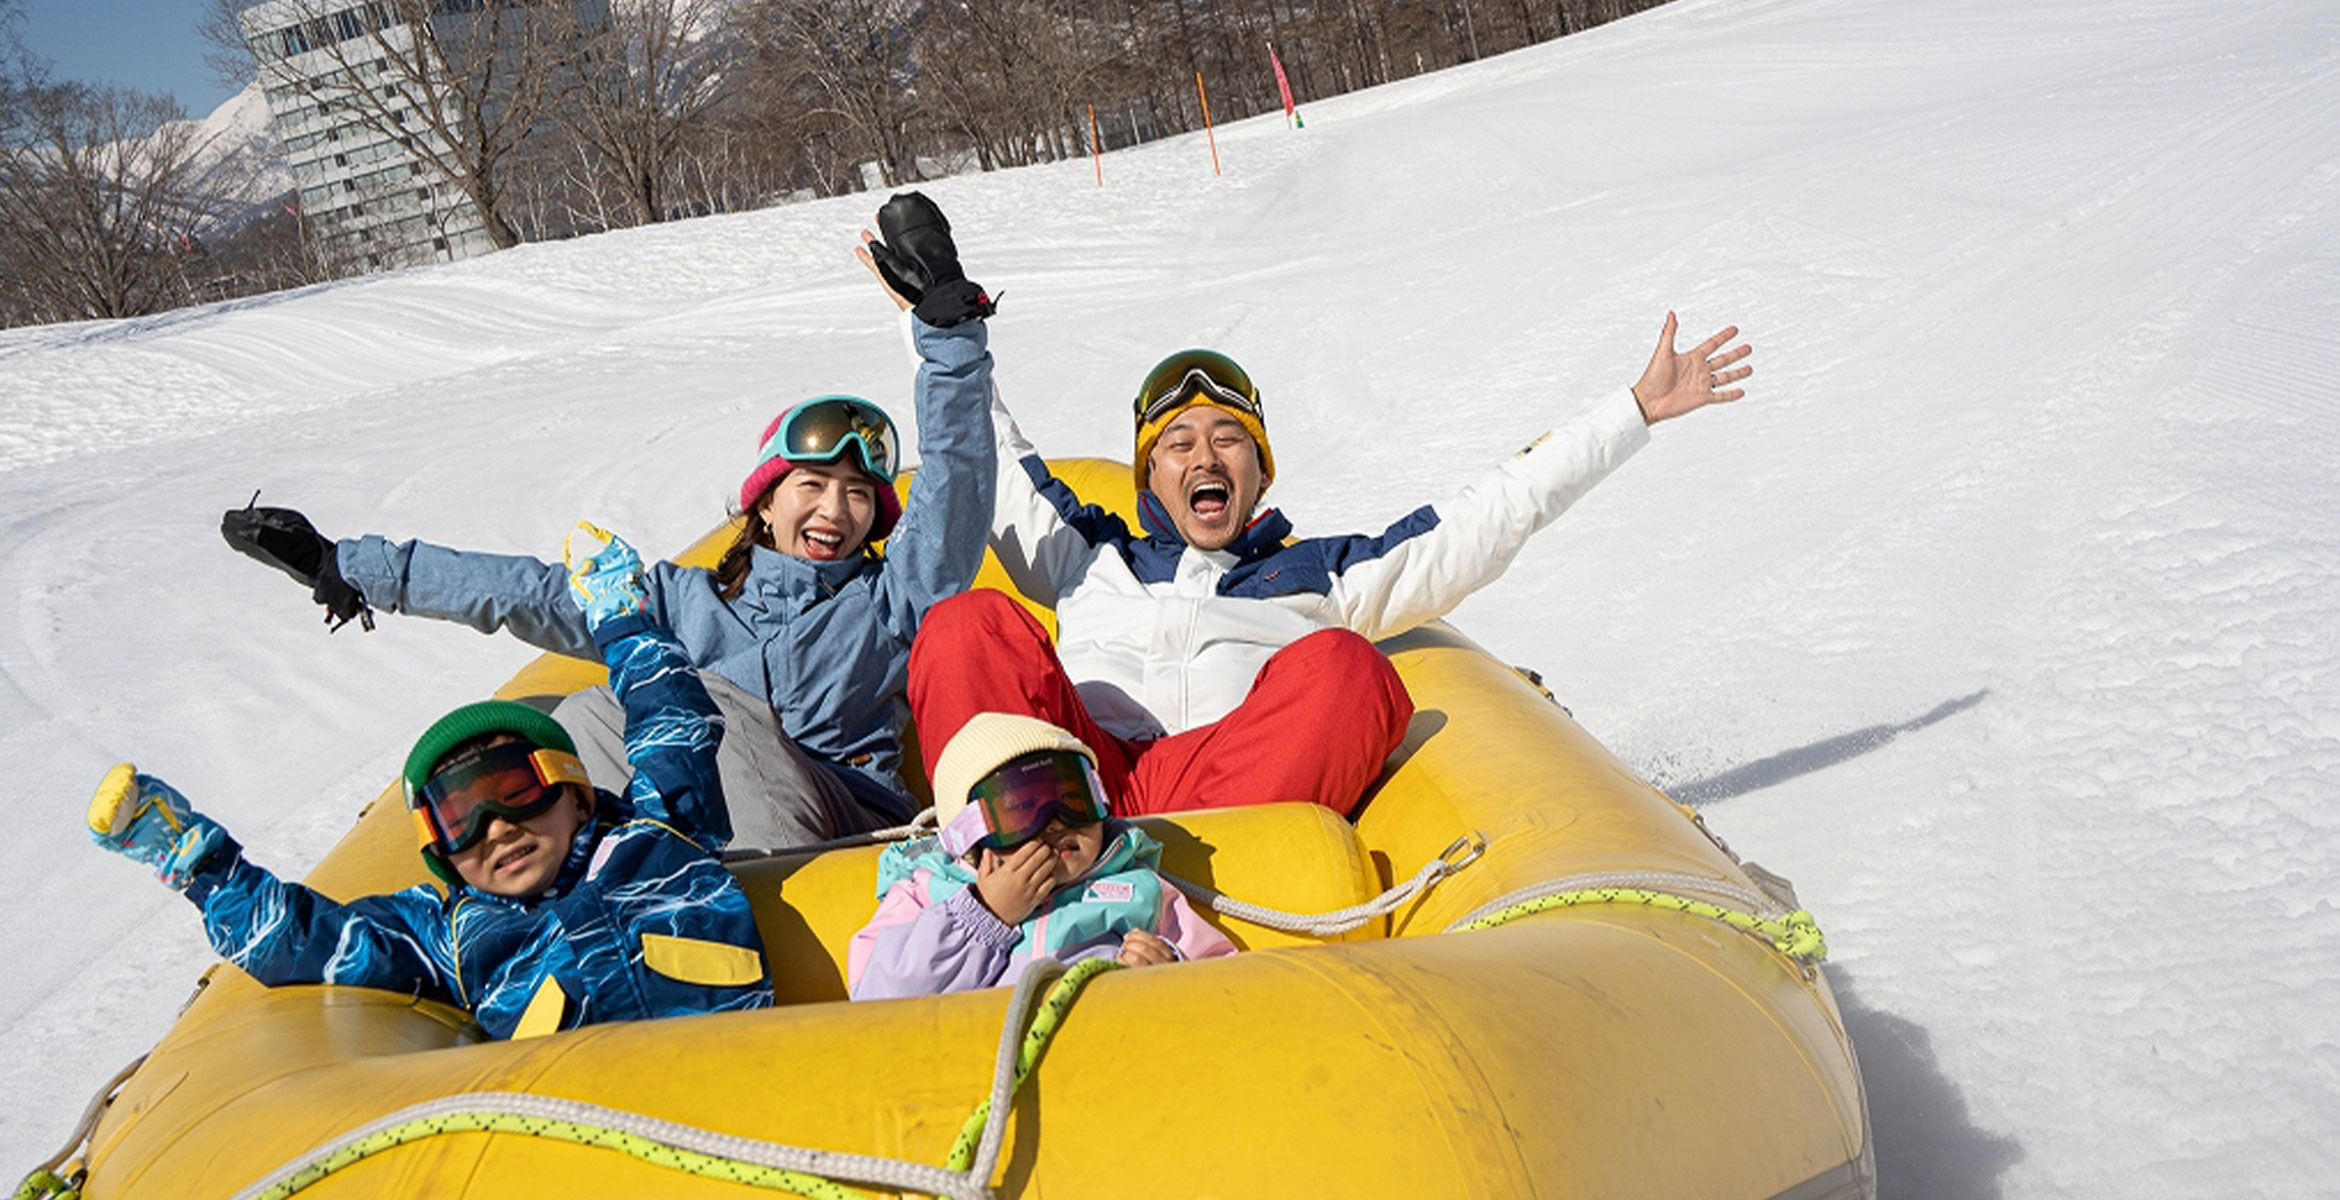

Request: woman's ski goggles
left=1133, top=350, right=1261, bottom=425
left=940, top=750, right=1111, bottom=857
left=755, top=396, right=901, bottom=483
left=408, top=742, right=591, bottom=857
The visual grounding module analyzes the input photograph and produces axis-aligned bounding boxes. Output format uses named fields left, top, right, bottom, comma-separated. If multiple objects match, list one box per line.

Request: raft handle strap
left=1446, top=871, right=1829, bottom=968
left=225, top=957, right=1119, bottom=1200
left=12, top=1053, right=145, bottom=1200
left=1164, top=831, right=1486, bottom=936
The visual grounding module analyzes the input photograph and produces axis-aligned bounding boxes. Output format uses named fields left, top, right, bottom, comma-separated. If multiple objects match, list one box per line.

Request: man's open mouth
left=1187, top=481, right=1231, bottom=516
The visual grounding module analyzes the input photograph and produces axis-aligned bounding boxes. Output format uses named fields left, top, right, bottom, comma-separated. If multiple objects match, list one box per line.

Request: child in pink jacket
left=849, top=713, right=1234, bottom=999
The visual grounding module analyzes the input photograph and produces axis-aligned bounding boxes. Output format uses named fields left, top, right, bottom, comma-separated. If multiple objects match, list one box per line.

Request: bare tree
left=738, top=0, right=922, bottom=188
left=544, top=0, right=734, bottom=228
left=0, top=58, right=231, bottom=324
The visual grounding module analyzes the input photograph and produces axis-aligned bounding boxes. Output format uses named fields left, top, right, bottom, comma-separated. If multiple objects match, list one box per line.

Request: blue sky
left=18, top=1, right=241, bottom=118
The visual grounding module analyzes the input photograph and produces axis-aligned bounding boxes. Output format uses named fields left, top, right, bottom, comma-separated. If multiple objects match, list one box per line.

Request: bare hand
left=973, top=841, right=1056, bottom=925
left=1116, top=929, right=1176, bottom=968
left=855, top=230, right=913, bottom=313
left=1630, top=311, right=1751, bottom=425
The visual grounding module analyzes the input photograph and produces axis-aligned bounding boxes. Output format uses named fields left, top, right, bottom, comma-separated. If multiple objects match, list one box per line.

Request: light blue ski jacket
left=335, top=317, right=996, bottom=823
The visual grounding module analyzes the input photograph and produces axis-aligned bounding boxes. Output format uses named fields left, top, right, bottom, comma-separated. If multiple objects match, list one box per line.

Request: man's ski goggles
left=755, top=396, right=901, bottom=483
left=941, top=750, right=1110, bottom=857
left=409, top=742, right=591, bottom=857
left=1134, top=350, right=1261, bottom=426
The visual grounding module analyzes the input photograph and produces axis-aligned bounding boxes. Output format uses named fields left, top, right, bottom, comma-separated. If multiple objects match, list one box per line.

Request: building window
left=335, top=152, right=349, bottom=166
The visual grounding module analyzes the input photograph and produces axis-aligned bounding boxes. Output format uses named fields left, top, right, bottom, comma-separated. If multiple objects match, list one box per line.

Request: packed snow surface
left=4, top=0, right=2338, bottom=1193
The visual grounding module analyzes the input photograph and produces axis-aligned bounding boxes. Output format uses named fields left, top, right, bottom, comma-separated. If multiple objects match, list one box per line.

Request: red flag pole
left=1196, top=72, right=1222, bottom=176
left=1089, top=103, right=1103, bottom=187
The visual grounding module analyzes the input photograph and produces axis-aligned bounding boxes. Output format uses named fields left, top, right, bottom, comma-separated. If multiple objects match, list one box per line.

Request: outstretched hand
left=563, top=521, right=646, bottom=630
left=1630, top=312, right=1752, bottom=425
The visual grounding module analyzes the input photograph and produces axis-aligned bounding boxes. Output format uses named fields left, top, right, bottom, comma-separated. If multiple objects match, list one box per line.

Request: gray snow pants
left=552, top=672, right=890, bottom=850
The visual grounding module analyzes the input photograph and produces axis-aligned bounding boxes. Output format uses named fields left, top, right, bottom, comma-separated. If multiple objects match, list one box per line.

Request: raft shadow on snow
left=1669, top=690, right=1990, bottom=806
left=1828, top=966, right=2024, bottom=1199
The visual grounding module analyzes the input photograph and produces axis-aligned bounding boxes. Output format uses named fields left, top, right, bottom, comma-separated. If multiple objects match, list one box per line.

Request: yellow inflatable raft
left=61, top=461, right=1872, bottom=1200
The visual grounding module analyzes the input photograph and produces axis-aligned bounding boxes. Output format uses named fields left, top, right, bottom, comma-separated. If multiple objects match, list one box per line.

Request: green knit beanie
left=402, top=699, right=577, bottom=802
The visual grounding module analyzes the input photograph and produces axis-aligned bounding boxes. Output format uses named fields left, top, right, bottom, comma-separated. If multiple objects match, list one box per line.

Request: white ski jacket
left=987, top=387, right=1652, bottom=740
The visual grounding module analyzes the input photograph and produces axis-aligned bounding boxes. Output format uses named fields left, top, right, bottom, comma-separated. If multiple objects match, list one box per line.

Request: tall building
left=239, top=0, right=502, bottom=272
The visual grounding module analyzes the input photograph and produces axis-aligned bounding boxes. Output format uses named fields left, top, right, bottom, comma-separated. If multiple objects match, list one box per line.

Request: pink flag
left=1268, top=41, right=1300, bottom=127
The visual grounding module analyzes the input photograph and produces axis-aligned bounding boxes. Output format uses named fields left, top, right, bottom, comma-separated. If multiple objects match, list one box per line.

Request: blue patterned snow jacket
left=332, top=316, right=995, bottom=825
left=180, top=616, right=773, bottom=1039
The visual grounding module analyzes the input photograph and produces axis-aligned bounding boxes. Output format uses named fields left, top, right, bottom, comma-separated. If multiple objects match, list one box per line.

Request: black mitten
left=222, top=502, right=332, bottom=586
left=871, top=191, right=996, bottom=326
left=222, top=499, right=374, bottom=632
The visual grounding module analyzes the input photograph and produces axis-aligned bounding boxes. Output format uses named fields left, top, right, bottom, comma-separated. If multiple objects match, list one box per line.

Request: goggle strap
left=531, top=748, right=590, bottom=791
left=411, top=805, right=441, bottom=854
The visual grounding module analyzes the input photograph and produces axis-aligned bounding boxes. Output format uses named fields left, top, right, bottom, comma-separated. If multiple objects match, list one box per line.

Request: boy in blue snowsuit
left=87, top=526, right=772, bottom=1039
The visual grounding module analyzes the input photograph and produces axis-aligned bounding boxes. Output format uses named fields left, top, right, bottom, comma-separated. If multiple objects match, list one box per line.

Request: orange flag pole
left=1195, top=72, right=1222, bottom=176
left=1089, top=103, right=1103, bottom=186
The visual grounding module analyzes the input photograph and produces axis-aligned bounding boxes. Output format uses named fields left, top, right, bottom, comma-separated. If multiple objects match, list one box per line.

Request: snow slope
left=5, top=0, right=2339, bottom=1193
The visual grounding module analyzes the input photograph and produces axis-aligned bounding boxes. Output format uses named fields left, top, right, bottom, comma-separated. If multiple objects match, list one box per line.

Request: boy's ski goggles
left=940, top=750, right=1111, bottom=857
left=754, top=396, right=901, bottom=483
left=1134, top=350, right=1261, bottom=425
left=408, top=742, right=591, bottom=857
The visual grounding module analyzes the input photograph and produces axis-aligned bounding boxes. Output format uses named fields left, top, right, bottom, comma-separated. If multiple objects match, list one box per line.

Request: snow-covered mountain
left=3, top=0, right=2336, bottom=1194
left=178, top=80, right=292, bottom=221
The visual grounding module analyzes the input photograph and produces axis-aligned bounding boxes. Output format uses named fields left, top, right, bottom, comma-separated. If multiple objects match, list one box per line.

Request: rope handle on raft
left=1447, top=876, right=1829, bottom=967
left=11, top=1053, right=144, bottom=1200
left=223, top=958, right=1119, bottom=1200
left=1165, top=831, right=1487, bottom=935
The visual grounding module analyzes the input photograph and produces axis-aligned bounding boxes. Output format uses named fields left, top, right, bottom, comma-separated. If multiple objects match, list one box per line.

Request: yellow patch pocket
left=640, top=933, right=765, bottom=988
left=512, top=977, right=568, bottom=1040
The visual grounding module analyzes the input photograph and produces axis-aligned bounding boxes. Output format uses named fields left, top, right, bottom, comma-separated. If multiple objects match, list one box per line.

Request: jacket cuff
left=942, top=886, right=1022, bottom=948
left=588, top=612, right=657, bottom=651
left=180, top=834, right=246, bottom=906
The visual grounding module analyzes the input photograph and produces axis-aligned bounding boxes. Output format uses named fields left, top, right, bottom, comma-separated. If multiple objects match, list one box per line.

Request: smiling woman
left=216, top=271, right=1001, bottom=852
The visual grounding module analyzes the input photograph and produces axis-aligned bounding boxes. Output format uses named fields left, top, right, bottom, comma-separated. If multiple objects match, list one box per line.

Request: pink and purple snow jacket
left=847, top=822, right=1234, bottom=999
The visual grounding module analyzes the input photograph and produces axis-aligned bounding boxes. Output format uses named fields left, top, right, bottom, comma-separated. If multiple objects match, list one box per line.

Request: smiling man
left=901, top=309, right=1751, bottom=820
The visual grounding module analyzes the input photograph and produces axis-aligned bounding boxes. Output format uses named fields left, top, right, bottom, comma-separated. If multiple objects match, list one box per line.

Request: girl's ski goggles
left=1134, top=350, right=1261, bottom=425
left=755, top=396, right=901, bottom=483
left=409, top=742, right=591, bottom=857
left=941, top=750, right=1110, bottom=857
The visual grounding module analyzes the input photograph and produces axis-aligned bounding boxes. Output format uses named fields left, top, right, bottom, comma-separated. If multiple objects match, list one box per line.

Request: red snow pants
left=908, top=589, right=1415, bottom=817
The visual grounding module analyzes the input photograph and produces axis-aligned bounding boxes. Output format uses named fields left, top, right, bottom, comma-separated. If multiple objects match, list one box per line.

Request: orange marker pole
left=1196, top=71, right=1222, bottom=176
left=1089, top=103, right=1103, bottom=186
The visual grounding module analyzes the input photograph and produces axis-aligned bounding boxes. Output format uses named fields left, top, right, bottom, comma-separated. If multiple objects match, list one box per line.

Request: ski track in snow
left=4, top=0, right=2340, bottom=1193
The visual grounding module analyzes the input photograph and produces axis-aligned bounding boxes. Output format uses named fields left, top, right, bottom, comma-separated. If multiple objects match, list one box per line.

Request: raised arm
left=191, top=851, right=460, bottom=996
left=869, top=313, right=997, bottom=626
left=88, top=764, right=457, bottom=995
left=335, top=535, right=596, bottom=656
left=982, top=389, right=1133, bottom=608
left=566, top=526, right=729, bottom=845
left=1322, top=315, right=1749, bottom=639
